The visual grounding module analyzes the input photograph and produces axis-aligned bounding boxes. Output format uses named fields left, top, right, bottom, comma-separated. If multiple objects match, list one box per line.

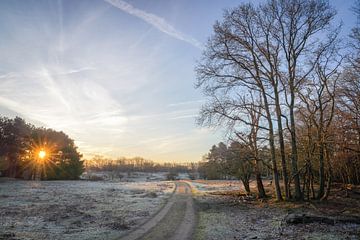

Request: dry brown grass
left=202, top=181, right=360, bottom=217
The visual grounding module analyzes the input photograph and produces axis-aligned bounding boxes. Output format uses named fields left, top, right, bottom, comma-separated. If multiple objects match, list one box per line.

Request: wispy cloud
left=0, top=67, right=127, bottom=134
left=104, top=0, right=202, bottom=49
left=167, top=99, right=205, bottom=107
left=129, top=108, right=198, bottom=121
left=61, top=67, right=96, bottom=75
left=168, top=114, right=197, bottom=120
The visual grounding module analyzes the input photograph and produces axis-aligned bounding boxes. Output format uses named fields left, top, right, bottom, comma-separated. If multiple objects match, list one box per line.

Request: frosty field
left=1, top=177, right=359, bottom=240
left=0, top=178, right=175, bottom=240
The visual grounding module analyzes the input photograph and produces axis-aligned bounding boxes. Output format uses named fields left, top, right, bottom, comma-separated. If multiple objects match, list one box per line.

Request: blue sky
left=0, top=0, right=357, bottom=162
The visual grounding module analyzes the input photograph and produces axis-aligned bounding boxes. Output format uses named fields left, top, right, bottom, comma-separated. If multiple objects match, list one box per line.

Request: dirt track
left=120, top=181, right=195, bottom=240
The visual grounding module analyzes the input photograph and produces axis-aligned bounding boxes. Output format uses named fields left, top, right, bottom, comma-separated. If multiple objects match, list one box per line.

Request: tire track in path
left=120, top=181, right=195, bottom=240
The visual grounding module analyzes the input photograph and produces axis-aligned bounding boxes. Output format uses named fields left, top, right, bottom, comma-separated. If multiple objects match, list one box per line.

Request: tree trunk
left=255, top=171, right=266, bottom=198
left=321, top=149, right=332, bottom=201
left=311, top=170, right=316, bottom=199
left=318, top=100, right=325, bottom=199
left=290, top=91, right=302, bottom=200
left=253, top=138, right=266, bottom=198
left=269, top=136, right=283, bottom=200
left=242, top=178, right=251, bottom=194
left=274, top=89, right=290, bottom=200
left=318, top=143, right=325, bottom=198
left=321, top=173, right=331, bottom=201
left=263, top=92, right=283, bottom=201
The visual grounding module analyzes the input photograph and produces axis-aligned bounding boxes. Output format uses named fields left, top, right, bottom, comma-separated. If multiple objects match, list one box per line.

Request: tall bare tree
left=196, top=0, right=339, bottom=201
left=299, top=41, right=342, bottom=199
left=196, top=3, right=284, bottom=200
left=267, top=0, right=338, bottom=200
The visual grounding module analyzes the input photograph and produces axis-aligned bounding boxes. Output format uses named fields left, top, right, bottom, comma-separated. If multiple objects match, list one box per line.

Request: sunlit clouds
left=0, top=66, right=127, bottom=130
left=0, top=0, right=250, bottom=162
left=0, top=59, right=215, bottom=161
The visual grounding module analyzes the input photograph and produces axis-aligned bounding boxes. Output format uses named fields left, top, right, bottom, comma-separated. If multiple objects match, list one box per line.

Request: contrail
left=104, top=0, right=202, bottom=49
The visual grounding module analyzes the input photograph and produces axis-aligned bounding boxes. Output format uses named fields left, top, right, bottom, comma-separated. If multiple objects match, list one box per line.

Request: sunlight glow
left=23, top=139, right=59, bottom=180
left=38, top=150, right=46, bottom=159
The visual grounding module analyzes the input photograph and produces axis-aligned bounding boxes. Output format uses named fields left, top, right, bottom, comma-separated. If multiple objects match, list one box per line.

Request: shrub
left=166, top=172, right=178, bottom=180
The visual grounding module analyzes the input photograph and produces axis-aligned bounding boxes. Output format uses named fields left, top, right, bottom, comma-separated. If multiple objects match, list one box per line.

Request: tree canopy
left=0, top=116, right=84, bottom=180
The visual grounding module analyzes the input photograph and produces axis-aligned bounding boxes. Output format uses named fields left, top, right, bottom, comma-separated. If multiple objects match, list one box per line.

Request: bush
left=166, top=172, right=178, bottom=180
left=188, top=172, right=197, bottom=180
left=88, top=175, right=105, bottom=181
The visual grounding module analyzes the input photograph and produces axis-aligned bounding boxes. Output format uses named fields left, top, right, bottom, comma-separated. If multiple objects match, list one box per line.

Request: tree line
left=0, top=116, right=84, bottom=180
left=196, top=0, right=360, bottom=201
left=85, top=155, right=196, bottom=174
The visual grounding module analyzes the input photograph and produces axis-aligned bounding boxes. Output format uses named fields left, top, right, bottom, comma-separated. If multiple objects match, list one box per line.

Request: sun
left=38, top=150, right=46, bottom=159
left=23, top=137, right=59, bottom=180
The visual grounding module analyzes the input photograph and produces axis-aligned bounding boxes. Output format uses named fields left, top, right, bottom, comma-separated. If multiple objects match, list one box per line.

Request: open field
left=1, top=176, right=360, bottom=240
left=0, top=177, right=175, bottom=240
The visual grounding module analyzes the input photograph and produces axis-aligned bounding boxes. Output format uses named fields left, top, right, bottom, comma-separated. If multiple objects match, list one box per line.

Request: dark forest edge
left=0, top=116, right=83, bottom=180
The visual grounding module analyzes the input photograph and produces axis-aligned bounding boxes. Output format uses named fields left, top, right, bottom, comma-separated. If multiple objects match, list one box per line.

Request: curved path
left=120, top=181, right=195, bottom=240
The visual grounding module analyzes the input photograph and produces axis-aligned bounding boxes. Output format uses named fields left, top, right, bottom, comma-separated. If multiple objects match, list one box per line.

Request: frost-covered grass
left=0, top=178, right=175, bottom=240
left=188, top=179, right=254, bottom=194
left=82, top=171, right=169, bottom=182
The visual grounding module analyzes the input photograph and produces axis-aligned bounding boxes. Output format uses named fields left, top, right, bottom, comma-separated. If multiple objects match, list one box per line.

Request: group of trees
left=196, top=0, right=360, bottom=201
left=0, top=116, right=84, bottom=180
left=199, top=142, right=271, bottom=197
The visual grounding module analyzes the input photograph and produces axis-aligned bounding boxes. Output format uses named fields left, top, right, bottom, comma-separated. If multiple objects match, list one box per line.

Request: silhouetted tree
left=0, top=116, right=84, bottom=180
left=0, top=117, right=32, bottom=177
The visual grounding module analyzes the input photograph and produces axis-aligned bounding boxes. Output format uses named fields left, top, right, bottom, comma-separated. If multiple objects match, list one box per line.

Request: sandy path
left=120, top=181, right=195, bottom=240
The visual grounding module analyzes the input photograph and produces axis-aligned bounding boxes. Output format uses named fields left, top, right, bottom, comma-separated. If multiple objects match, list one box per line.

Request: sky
left=0, top=0, right=357, bottom=162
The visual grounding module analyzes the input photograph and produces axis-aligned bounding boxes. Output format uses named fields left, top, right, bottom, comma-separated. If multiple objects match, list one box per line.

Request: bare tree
left=196, top=3, right=284, bottom=200
left=299, top=42, right=342, bottom=200
left=330, top=0, right=360, bottom=187
left=233, top=93, right=267, bottom=198
left=197, top=91, right=268, bottom=198
left=268, top=0, right=338, bottom=200
left=196, top=0, right=339, bottom=201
